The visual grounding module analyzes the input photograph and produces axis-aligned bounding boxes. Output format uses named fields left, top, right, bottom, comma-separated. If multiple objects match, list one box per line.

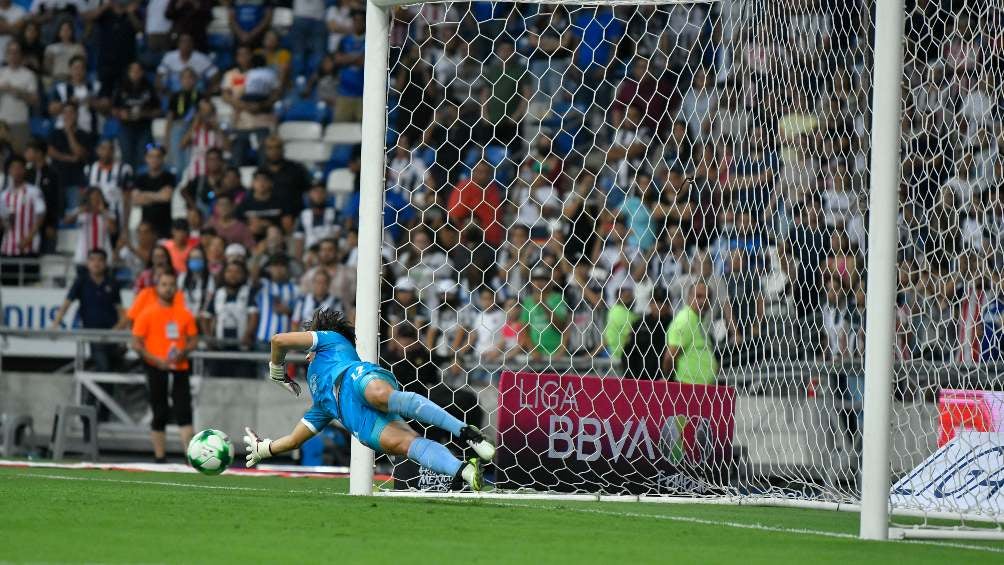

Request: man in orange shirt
left=132, top=271, right=198, bottom=463
left=446, top=160, right=504, bottom=245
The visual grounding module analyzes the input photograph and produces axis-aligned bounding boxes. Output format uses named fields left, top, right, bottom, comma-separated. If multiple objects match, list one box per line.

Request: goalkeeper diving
left=244, top=309, right=495, bottom=490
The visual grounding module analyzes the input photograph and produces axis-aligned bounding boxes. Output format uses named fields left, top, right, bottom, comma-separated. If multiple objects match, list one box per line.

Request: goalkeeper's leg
left=364, top=378, right=495, bottom=461
left=380, top=420, right=484, bottom=491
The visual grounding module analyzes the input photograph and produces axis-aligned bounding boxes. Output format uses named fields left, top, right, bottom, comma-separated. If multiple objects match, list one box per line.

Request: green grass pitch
left=2, top=466, right=1003, bottom=564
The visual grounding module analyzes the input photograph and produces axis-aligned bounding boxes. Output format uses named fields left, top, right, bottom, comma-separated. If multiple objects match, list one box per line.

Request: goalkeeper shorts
left=338, top=366, right=404, bottom=451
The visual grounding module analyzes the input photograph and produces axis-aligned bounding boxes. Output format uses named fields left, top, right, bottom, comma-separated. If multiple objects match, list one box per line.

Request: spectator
left=447, top=161, right=503, bottom=246
left=299, top=237, right=355, bottom=314
left=131, top=144, right=176, bottom=239
left=177, top=245, right=213, bottom=316
left=292, top=268, right=338, bottom=329
left=118, top=221, right=158, bottom=280
left=133, top=244, right=172, bottom=292
left=290, top=0, right=327, bottom=77
left=308, top=53, right=339, bottom=107
left=156, top=32, right=218, bottom=95
left=205, top=193, right=254, bottom=249
left=564, top=260, right=604, bottom=356
left=229, top=0, right=273, bottom=48
left=161, top=218, right=198, bottom=274
left=663, top=281, right=718, bottom=385
left=292, top=180, right=338, bottom=258
left=43, top=19, right=81, bottom=82
left=623, top=287, right=672, bottom=380
left=181, top=146, right=226, bottom=216
left=84, top=139, right=133, bottom=235
left=17, top=20, right=42, bottom=72
left=113, top=61, right=160, bottom=171
left=165, top=0, right=213, bottom=52
left=237, top=170, right=294, bottom=239
left=0, top=41, right=38, bottom=151
left=180, top=98, right=228, bottom=183
left=259, top=29, right=290, bottom=89
left=425, top=280, right=471, bottom=378
left=131, top=270, right=197, bottom=462
left=521, top=267, right=569, bottom=359
left=0, top=155, right=45, bottom=283
left=260, top=135, right=310, bottom=211
left=469, top=287, right=506, bottom=374
left=981, top=273, right=1004, bottom=364
left=47, top=104, right=95, bottom=203
left=163, top=67, right=201, bottom=174
left=144, top=0, right=173, bottom=57
left=221, top=48, right=276, bottom=166
left=83, top=0, right=141, bottom=92
left=0, top=0, right=25, bottom=67
left=54, top=249, right=125, bottom=372
left=251, top=252, right=299, bottom=347
left=384, top=277, right=429, bottom=336
left=64, top=186, right=115, bottom=268
left=606, top=105, right=653, bottom=196
left=24, top=139, right=60, bottom=252
left=386, top=136, right=432, bottom=206
left=332, top=9, right=365, bottom=122
left=604, top=285, right=639, bottom=367
left=202, top=259, right=257, bottom=372
left=679, top=67, right=717, bottom=141
left=49, top=55, right=103, bottom=134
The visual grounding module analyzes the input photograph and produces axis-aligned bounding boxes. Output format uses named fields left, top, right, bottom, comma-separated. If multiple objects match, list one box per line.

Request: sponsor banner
left=891, top=431, right=1004, bottom=515
left=496, top=371, right=736, bottom=495
left=1, top=286, right=134, bottom=357
left=938, top=390, right=1004, bottom=447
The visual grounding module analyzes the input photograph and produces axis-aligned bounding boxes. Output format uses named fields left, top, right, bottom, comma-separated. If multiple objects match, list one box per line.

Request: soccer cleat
left=459, top=425, right=496, bottom=462
left=458, top=458, right=484, bottom=492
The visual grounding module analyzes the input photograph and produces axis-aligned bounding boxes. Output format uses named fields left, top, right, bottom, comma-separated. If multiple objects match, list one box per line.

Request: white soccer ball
left=187, top=429, right=234, bottom=476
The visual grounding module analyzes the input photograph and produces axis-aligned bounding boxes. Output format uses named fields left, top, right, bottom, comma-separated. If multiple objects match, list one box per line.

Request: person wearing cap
left=160, top=218, right=199, bottom=274
left=251, top=252, right=300, bottom=348
left=521, top=268, right=569, bottom=359
left=385, top=277, right=428, bottom=334
left=224, top=242, right=249, bottom=262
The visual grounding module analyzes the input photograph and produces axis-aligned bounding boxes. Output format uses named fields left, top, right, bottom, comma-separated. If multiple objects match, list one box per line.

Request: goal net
left=359, top=0, right=1004, bottom=535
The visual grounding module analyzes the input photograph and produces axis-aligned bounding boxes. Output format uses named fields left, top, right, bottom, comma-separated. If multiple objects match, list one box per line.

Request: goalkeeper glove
left=243, top=427, right=272, bottom=468
left=269, top=362, right=301, bottom=397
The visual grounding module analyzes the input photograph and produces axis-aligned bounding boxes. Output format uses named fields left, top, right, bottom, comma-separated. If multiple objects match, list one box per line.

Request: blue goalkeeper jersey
left=300, top=330, right=361, bottom=431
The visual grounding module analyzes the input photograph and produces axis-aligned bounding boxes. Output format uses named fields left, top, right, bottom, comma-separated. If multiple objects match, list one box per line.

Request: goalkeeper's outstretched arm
left=244, top=422, right=316, bottom=468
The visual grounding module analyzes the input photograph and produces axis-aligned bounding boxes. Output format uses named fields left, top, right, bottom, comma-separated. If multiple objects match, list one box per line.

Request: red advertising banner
left=496, top=371, right=736, bottom=494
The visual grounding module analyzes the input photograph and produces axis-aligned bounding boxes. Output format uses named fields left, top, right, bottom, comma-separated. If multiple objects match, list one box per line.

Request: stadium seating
left=278, top=121, right=323, bottom=143
left=285, top=141, right=332, bottom=168
left=323, top=123, right=363, bottom=145
left=326, top=168, right=356, bottom=206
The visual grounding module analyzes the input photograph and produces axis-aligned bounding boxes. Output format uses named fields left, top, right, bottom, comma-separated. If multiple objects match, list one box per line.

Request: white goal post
left=350, top=0, right=1004, bottom=543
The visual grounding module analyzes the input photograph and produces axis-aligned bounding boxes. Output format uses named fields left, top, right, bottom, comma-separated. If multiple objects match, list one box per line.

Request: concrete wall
left=0, top=372, right=311, bottom=455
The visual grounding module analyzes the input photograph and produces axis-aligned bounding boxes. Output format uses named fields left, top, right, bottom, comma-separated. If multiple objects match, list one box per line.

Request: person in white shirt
left=144, top=0, right=173, bottom=53
left=0, top=0, right=26, bottom=66
left=468, top=287, right=505, bottom=383
left=156, top=32, right=218, bottom=94
left=0, top=41, right=38, bottom=151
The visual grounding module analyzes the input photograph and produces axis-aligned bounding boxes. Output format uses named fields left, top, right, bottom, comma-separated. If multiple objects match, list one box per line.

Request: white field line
left=6, top=472, right=1004, bottom=555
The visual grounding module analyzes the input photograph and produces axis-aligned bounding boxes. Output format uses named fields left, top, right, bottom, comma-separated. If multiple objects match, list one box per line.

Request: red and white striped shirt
left=73, top=210, right=114, bottom=265
left=0, top=182, right=46, bottom=256
left=184, top=126, right=223, bottom=182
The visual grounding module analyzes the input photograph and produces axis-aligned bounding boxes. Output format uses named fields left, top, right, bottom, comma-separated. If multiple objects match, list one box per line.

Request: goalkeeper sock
left=407, top=437, right=463, bottom=477
left=388, top=391, right=464, bottom=437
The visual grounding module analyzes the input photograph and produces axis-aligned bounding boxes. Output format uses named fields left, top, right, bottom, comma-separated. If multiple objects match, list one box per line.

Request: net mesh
left=365, top=0, right=1004, bottom=523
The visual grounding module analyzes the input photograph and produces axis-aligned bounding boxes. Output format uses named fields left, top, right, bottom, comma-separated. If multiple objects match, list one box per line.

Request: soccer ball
left=187, top=429, right=234, bottom=476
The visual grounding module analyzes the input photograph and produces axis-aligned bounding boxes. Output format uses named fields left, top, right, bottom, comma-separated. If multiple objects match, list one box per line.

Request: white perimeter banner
left=890, top=431, right=1004, bottom=516
left=1, top=286, right=134, bottom=357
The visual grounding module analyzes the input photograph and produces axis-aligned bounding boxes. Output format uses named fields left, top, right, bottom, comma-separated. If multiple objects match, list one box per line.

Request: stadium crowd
left=0, top=0, right=1001, bottom=388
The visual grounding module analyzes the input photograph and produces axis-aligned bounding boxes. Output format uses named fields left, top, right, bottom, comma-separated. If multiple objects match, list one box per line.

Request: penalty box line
left=9, top=472, right=1003, bottom=555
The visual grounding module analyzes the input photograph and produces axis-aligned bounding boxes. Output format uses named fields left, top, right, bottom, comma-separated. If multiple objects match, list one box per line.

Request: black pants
left=145, top=366, right=193, bottom=432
